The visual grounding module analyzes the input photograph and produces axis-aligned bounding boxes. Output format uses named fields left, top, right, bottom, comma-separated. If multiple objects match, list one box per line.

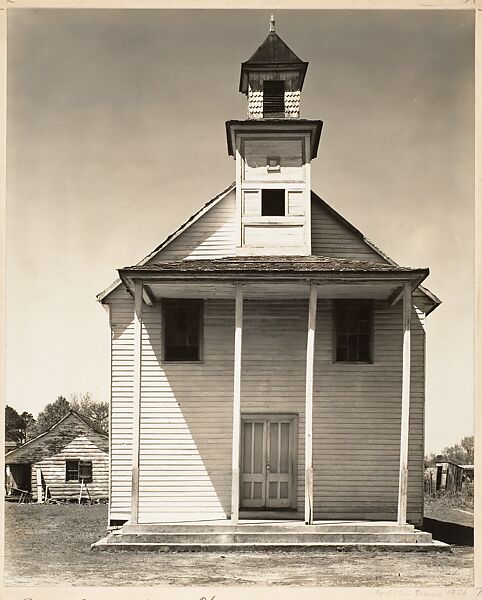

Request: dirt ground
left=3, top=502, right=473, bottom=587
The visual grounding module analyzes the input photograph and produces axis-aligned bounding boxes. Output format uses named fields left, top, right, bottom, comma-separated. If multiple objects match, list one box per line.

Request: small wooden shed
left=5, top=410, right=108, bottom=501
left=434, top=461, right=464, bottom=493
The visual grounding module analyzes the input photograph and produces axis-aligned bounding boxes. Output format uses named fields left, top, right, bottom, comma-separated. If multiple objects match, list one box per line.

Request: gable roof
left=5, top=410, right=107, bottom=462
left=97, top=182, right=236, bottom=303
left=98, top=184, right=440, bottom=314
left=310, top=192, right=441, bottom=314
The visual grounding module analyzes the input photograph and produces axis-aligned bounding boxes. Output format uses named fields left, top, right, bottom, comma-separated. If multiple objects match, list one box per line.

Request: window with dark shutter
left=79, top=460, right=93, bottom=482
left=163, top=300, right=203, bottom=361
left=334, top=300, right=373, bottom=362
left=263, top=80, right=285, bottom=116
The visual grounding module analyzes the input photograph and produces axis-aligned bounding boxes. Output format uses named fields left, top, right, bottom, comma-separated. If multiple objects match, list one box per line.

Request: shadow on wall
left=139, top=299, right=236, bottom=520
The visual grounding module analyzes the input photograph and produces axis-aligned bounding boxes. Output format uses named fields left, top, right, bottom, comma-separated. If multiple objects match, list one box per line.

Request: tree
left=5, top=405, right=26, bottom=443
left=441, top=435, right=474, bottom=465
left=32, top=396, right=71, bottom=436
left=70, top=392, right=108, bottom=433
left=21, top=412, right=36, bottom=442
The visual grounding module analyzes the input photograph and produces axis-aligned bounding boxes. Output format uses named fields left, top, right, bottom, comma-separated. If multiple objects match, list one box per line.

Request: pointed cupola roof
left=239, top=16, right=308, bottom=93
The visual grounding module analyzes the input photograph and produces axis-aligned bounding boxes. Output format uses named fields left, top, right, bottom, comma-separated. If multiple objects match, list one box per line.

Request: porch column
left=305, top=284, right=317, bottom=525
left=397, top=282, right=412, bottom=524
left=36, top=468, right=43, bottom=504
left=231, top=283, right=243, bottom=524
left=131, top=281, right=143, bottom=525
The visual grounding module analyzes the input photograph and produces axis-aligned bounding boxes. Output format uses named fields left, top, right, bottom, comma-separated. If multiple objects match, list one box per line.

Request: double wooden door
left=240, top=415, right=297, bottom=509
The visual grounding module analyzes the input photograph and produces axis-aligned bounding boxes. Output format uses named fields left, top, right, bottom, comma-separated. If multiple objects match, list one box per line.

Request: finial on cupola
left=270, top=14, right=275, bottom=33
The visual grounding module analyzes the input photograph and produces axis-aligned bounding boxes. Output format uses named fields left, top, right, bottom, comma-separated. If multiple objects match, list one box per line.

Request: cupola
left=239, top=16, right=308, bottom=120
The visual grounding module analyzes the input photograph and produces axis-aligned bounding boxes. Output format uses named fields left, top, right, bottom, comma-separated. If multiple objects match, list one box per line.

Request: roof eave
left=225, top=119, right=323, bottom=160
left=239, top=61, right=309, bottom=94
left=119, top=266, right=429, bottom=283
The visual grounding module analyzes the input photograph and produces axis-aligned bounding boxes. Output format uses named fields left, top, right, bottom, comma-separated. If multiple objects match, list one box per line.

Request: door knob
left=266, top=462, right=270, bottom=471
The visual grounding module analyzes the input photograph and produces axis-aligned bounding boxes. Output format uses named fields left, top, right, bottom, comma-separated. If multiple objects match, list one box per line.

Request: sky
left=6, top=9, right=474, bottom=454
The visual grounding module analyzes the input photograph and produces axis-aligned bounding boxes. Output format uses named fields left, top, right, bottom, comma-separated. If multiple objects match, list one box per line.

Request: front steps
left=92, top=521, right=450, bottom=552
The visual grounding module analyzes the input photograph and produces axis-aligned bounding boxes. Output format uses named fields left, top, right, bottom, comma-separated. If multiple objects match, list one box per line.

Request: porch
left=92, top=518, right=448, bottom=551
left=114, top=256, right=428, bottom=531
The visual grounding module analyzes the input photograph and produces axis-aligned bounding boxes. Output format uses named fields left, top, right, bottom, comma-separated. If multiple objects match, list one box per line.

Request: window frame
left=65, top=459, right=79, bottom=482
left=65, top=459, right=93, bottom=482
left=332, top=299, right=374, bottom=364
left=161, top=298, right=204, bottom=363
left=263, top=80, right=285, bottom=117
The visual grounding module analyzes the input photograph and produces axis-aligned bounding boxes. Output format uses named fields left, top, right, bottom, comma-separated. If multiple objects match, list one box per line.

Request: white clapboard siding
left=244, top=225, right=304, bottom=248
left=32, top=434, right=109, bottom=500
left=311, top=198, right=388, bottom=261
left=312, top=300, right=424, bottom=522
left=152, top=190, right=237, bottom=261
left=137, top=300, right=234, bottom=523
left=109, top=286, right=135, bottom=521
left=105, top=296, right=425, bottom=525
left=147, top=190, right=390, bottom=263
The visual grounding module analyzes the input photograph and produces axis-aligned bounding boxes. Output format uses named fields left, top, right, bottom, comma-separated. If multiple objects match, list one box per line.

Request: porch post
left=36, top=468, right=43, bottom=504
left=131, top=281, right=143, bottom=525
left=231, top=283, right=244, bottom=524
left=397, top=282, right=411, bottom=525
left=305, top=284, right=317, bottom=525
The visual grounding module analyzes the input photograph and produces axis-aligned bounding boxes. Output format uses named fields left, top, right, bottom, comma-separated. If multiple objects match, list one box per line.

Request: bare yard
left=4, top=503, right=473, bottom=587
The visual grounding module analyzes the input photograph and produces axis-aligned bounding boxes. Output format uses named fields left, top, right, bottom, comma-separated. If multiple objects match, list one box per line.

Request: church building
left=95, top=18, right=443, bottom=550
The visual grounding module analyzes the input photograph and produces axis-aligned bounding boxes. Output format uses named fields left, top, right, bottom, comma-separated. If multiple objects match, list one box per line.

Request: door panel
left=266, top=420, right=291, bottom=508
left=240, top=415, right=296, bottom=510
left=241, top=420, right=266, bottom=507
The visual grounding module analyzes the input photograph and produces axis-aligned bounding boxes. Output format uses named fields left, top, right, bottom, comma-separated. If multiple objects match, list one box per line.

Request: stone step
left=108, top=531, right=433, bottom=545
left=120, top=523, right=416, bottom=535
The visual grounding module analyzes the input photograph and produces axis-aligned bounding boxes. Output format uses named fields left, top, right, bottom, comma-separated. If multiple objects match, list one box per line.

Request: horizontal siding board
left=152, top=191, right=236, bottom=261
left=310, top=198, right=388, bottom=261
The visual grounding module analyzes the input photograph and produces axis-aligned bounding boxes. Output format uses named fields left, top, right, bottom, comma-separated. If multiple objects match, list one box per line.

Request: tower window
left=262, top=189, right=285, bottom=216
left=263, top=80, right=285, bottom=116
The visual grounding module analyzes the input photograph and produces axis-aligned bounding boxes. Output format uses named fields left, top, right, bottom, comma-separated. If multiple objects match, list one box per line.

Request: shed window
left=163, top=300, right=203, bottom=361
left=65, top=460, right=92, bottom=482
left=262, top=189, right=285, bottom=216
left=263, top=80, right=285, bottom=115
left=334, top=300, right=373, bottom=362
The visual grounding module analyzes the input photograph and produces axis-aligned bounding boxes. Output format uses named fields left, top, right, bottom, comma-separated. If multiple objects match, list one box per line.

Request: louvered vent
left=263, top=80, right=285, bottom=116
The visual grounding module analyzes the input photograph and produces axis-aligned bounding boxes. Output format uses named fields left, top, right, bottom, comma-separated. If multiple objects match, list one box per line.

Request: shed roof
left=121, top=255, right=428, bottom=275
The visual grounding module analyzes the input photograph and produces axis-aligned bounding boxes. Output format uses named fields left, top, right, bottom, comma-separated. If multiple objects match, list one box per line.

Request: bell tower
left=226, top=17, right=322, bottom=256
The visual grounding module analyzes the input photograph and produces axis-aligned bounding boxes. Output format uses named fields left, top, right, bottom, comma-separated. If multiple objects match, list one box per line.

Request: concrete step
left=120, top=522, right=415, bottom=535
left=92, top=538, right=450, bottom=553
left=108, top=531, right=432, bottom=545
